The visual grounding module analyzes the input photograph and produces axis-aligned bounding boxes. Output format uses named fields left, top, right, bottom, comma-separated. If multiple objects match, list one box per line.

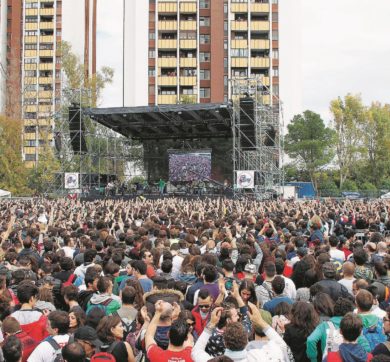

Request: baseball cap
left=74, top=326, right=103, bottom=347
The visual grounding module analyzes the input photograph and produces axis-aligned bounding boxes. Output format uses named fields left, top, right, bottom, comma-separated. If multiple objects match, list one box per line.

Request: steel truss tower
left=48, top=88, right=135, bottom=195
left=231, top=77, right=284, bottom=199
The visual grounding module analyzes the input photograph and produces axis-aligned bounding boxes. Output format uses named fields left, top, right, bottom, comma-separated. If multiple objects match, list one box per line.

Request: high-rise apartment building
left=3, top=0, right=97, bottom=168
left=148, top=0, right=279, bottom=106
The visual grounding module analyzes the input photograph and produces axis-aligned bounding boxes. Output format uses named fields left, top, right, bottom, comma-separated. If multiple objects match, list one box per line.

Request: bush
left=341, top=179, right=358, bottom=191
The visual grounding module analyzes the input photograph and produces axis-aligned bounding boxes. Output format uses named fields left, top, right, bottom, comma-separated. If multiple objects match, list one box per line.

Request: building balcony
left=24, top=63, right=37, bottom=70
left=25, top=23, right=38, bottom=31
left=39, top=50, right=54, bottom=57
left=24, top=133, right=37, bottom=141
left=231, top=39, right=248, bottom=49
left=25, top=50, right=37, bottom=57
left=40, top=35, right=54, bottom=43
left=180, top=76, right=196, bottom=86
left=231, top=21, right=248, bottom=31
left=158, top=94, right=177, bottom=104
left=251, top=21, right=270, bottom=31
left=231, top=3, right=248, bottom=12
left=158, top=21, right=177, bottom=31
left=180, top=57, right=196, bottom=67
left=25, top=8, right=38, bottom=16
left=40, top=22, right=54, bottom=30
left=24, top=105, right=37, bottom=113
left=38, top=105, right=52, bottom=113
left=251, top=3, right=270, bottom=13
left=38, top=76, right=53, bottom=84
left=158, top=76, right=177, bottom=86
left=180, top=2, right=197, bottom=13
left=231, top=57, right=248, bottom=67
left=158, top=39, right=177, bottom=49
left=23, top=119, right=37, bottom=126
left=179, top=39, right=197, bottom=49
left=24, top=35, right=38, bottom=43
left=158, top=2, right=177, bottom=13
left=39, top=90, right=52, bottom=98
left=179, top=94, right=197, bottom=103
left=24, top=77, right=37, bottom=85
left=40, top=8, right=55, bottom=16
left=40, top=0, right=55, bottom=3
left=180, top=21, right=196, bottom=31
left=251, top=57, right=270, bottom=68
left=262, top=94, right=271, bottom=105
left=158, top=57, right=177, bottom=67
left=39, top=63, right=54, bottom=71
left=25, top=91, right=37, bottom=98
left=251, top=39, right=270, bottom=49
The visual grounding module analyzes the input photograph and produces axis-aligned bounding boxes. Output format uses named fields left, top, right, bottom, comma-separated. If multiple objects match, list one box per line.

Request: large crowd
left=169, top=154, right=211, bottom=182
left=0, top=197, right=390, bottom=362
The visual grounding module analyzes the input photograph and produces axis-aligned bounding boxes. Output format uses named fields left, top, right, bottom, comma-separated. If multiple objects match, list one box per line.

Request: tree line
left=284, top=94, right=390, bottom=195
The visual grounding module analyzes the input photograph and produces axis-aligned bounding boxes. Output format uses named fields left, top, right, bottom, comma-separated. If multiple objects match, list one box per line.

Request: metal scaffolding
left=49, top=88, right=136, bottom=195
left=231, top=77, right=284, bottom=198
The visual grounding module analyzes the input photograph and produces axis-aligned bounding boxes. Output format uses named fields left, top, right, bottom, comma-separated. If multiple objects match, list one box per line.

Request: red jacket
left=11, top=310, right=49, bottom=343
left=15, top=331, right=38, bottom=362
left=327, top=351, right=372, bottom=362
left=191, top=306, right=211, bottom=336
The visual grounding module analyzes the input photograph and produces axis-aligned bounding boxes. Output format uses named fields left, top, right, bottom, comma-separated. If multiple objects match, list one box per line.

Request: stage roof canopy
left=84, top=103, right=232, bottom=141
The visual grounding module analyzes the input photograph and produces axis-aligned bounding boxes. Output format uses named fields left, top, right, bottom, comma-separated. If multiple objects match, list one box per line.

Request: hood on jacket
left=178, top=273, right=197, bottom=284
left=89, top=293, right=114, bottom=305
left=339, top=343, right=368, bottom=362
left=359, top=313, right=380, bottom=328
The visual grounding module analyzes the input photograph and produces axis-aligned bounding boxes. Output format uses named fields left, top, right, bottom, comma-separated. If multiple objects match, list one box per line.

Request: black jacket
left=314, top=279, right=352, bottom=302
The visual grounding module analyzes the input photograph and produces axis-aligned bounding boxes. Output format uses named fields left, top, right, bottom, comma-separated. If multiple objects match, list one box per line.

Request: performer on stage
left=158, top=178, right=166, bottom=196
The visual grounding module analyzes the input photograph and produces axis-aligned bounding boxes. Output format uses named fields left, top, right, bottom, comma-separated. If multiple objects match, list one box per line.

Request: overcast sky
left=95, top=0, right=390, bottom=124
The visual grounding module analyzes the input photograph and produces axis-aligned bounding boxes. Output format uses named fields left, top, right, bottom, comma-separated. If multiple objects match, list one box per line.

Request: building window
left=224, top=4, right=228, bottom=13
left=272, top=68, right=279, bottom=77
left=25, top=16, right=38, bottom=23
left=25, top=126, right=36, bottom=133
left=273, top=85, right=279, bottom=95
left=25, top=154, right=37, bottom=161
left=224, top=76, right=228, bottom=86
left=25, top=140, right=37, bottom=147
left=272, top=0, right=278, bottom=3
left=25, top=2, right=38, bottom=8
left=182, top=87, right=195, bottom=95
left=272, top=12, right=278, bottom=22
left=200, top=69, right=210, bottom=80
left=149, top=49, right=156, bottom=58
left=149, top=32, right=156, bottom=40
left=272, top=31, right=279, bottom=41
left=24, top=70, right=37, bottom=77
left=231, top=48, right=248, bottom=57
left=200, top=88, right=210, bottom=98
left=25, top=85, right=37, bottom=91
left=199, top=52, right=210, bottom=62
left=200, top=0, right=210, bottom=9
left=24, top=58, right=37, bottom=64
left=25, top=31, right=37, bottom=36
left=200, top=35, right=210, bottom=44
left=148, top=68, right=156, bottom=77
left=25, top=44, right=37, bottom=50
left=40, top=44, right=53, bottom=50
left=199, top=17, right=210, bottom=27
left=272, top=49, right=279, bottom=59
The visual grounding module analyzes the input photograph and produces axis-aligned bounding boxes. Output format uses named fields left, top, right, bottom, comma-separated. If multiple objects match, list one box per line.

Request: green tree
left=362, top=102, right=390, bottom=185
left=330, top=94, right=367, bottom=189
left=284, top=110, right=336, bottom=192
left=0, top=116, right=31, bottom=195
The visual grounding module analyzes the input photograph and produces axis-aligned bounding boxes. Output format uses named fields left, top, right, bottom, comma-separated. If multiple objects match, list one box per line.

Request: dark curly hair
left=290, top=301, right=319, bottom=337
left=224, top=322, right=247, bottom=351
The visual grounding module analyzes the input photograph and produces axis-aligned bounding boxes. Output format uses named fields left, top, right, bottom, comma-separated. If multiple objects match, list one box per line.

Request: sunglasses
left=199, top=304, right=211, bottom=309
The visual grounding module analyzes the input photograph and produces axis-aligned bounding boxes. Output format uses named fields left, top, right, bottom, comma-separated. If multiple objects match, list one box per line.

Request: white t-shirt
left=338, top=278, right=355, bottom=295
left=28, top=334, right=70, bottom=362
left=330, top=248, right=346, bottom=262
left=282, top=275, right=296, bottom=300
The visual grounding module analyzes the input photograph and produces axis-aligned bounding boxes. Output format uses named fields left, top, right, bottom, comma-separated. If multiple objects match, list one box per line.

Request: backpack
left=46, top=337, right=65, bottom=362
left=324, top=321, right=344, bottom=356
left=91, top=341, right=120, bottom=362
left=362, top=320, right=386, bottom=351
left=112, top=311, right=137, bottom=339
left=62, top=273, right=77, bottom=287
left=86, top=298, right=113, bottom=316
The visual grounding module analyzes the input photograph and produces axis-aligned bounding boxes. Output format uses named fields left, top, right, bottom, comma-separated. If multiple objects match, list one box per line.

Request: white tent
left=0, top=189, right=11, bottom=198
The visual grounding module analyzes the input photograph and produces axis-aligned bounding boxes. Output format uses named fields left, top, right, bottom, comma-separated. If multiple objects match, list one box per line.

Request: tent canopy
left=0, top=189, right=11, bottom=198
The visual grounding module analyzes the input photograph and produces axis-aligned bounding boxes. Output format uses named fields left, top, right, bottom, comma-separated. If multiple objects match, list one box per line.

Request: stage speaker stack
left=239, top=97, right=256, bottom=150
left=264, top=125, right=276, bottom=147
left=68, top=105, right=88, bottom=154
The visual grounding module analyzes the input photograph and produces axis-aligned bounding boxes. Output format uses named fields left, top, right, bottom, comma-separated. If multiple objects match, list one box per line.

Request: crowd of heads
left=0, top=197, right=389, bottom=361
